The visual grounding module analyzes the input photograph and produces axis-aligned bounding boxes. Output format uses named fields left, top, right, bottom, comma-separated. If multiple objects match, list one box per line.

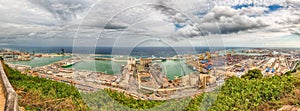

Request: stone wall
left=0, top=61, right=19, bottom=111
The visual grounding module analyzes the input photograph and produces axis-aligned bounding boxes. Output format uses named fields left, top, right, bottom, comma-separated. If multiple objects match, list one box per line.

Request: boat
left=61, top=62, right=76, bottom=68
left=161, top=58, right=167, bottom=62
left=174, top=76, right=179, bottom=80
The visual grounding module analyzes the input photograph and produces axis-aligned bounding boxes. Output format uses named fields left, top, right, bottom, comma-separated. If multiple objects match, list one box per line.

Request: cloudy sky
left=0, top=0, right=300, bottom=47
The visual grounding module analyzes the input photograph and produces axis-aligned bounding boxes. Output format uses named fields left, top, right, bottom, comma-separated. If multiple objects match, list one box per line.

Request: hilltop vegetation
left=210, top=75, right=298, bottom=110
left=82, top=69, right=300, bottom=111
left=2, top=63, right=89, bottom=110
left=200, top=69, right=300, bottom=111
left=82, top=88, right=193, bottom=111
left=241, top=69, right=263, bottom=79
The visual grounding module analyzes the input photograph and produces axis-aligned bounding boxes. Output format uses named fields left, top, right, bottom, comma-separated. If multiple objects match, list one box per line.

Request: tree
left=242, top=69, right=263, bottom=80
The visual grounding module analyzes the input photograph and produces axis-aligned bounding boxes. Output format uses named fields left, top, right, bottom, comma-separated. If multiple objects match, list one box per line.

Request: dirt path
left=0, top=80, right=6, bottom=111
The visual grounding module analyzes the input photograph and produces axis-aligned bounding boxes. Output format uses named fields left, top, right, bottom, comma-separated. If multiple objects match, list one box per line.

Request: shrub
left=242, top=69, right=263, bottom=80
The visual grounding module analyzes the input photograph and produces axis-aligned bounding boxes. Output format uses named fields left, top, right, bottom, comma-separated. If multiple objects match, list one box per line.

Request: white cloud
left=198, top=6, right=269, bottom=34
left=0, top=0, right=299, bottom=47
left=287, top=0, right=300, bottom=7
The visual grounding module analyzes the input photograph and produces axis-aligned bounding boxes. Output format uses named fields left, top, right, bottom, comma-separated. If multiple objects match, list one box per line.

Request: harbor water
left=9, top=56, right=70, bottom=68
left=69, top=60, right=126, bottom=75
left=70, top=60, right=196, bottom=80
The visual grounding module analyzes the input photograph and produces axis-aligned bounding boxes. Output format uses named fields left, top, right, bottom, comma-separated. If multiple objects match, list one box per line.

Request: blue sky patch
left=264, top=4, right=284, bottom=14
left=268, top=4, right=283, bottom=11
left=232, top=4, right=284, bottom=16
left=194, top=12, right=208, bottom=18
left=174, top=23, right=186, bottom=31
left=232, top=3, right=254, bottom=9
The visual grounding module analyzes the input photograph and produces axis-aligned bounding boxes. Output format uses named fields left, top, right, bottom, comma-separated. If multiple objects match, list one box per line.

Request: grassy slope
left=82, top=75, right=300, bottom=111
left=2, top=63, right=89, bottom=110
left=80, top=72, right=300, bottom=111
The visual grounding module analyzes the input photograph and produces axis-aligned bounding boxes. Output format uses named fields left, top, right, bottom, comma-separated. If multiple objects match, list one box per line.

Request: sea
left=0, top=45, right=250, bottom=57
